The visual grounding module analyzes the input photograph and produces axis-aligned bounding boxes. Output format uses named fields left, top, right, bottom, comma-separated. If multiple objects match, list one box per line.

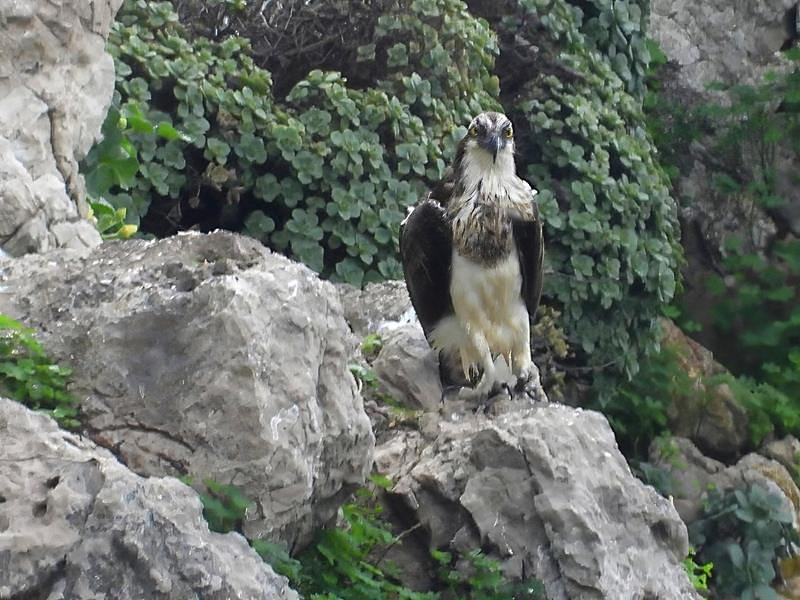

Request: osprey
left=400, top=112, right=544, bottom=399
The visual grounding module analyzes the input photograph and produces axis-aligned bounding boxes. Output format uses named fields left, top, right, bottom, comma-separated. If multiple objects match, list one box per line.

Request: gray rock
left=337, top=280, right=415, bottom=338
left=0, top=231, right=375, bottom=549
left=0, top=0, right=118, bottom=256
left=376, top=404, right=698, bottom=599
left=762, top=435, right=800, bottom=473
left=649, top=0, right=796, bottom=94
left=0, top=397, right=299, bottom=600
left=372, top=323, right=442, bottom=411
left=650, top=436, right=800, bottom=527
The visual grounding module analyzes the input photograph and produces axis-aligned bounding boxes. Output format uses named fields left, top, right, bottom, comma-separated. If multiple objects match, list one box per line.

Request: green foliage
left=192, top=478, right=251, bottom=533
left=82, top=100, right=185, bottom=229
left=89, top=200, right=138, bottom=239
left=0, top=315, right=79, bottom=429
left=683, top=49, right=800, bottom=403
left=593, top=344, right=690, bottom=460
left=432, top=548, right=544, bottom=599
left=360, top=333, right=383, bottom=359
left=707, top=238, right=800, bottom=398
left=500, top=0, right=681, bottom=380
left=689, top=485, right=799, bottom=599
left=641, top=39, right=707, bottom=187
left=570, top=0, right=652, bottom=96
left=707, top=372, right=799, bottom=449
left=682, top=547, right=713, bottom=593
left=100, top=0, right=498, bottom=286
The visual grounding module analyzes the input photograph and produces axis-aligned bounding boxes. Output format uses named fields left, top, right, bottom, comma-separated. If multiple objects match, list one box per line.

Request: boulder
left=762, top=436, right=800, bottom=473
left=372, top=323, right=442, bottom=412
left=376, top=400, right=699, bottom=599
left=650, top=436, right=800, bottom=527
left=0, top=0, right=122, bottom=256
left=660, top=319, right=749, bottom=459
left=0, top=397, right=298, bottom=600
left=0, top=231, right=374, bottom=549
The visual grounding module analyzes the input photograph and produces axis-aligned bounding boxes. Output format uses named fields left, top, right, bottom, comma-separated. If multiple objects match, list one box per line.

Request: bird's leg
left=511, top=316, right=544, bottom=401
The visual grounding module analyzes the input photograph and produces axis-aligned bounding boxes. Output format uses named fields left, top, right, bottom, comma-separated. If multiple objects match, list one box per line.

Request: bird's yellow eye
left=504, top=128, right=513, bottom=139
left=469, top=125, right=479, bottom=137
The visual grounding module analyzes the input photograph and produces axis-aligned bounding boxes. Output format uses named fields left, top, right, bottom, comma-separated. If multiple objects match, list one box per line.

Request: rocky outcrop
left=0, top=0, right=120, bottom=256
left=650, top=436, right=800, bottom=526
left=375, top=401, right=699, bottom=600
left=0, top=231, right=374, bottom=549
left=0, top=397, right=298, bottom=600
left=650, top=0, right=797, bottom=94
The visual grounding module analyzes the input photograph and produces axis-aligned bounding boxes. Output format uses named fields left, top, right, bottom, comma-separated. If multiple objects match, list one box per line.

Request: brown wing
left=513, top=201, right=544, bottom=319
left=399, top=198, right=454, bottom=340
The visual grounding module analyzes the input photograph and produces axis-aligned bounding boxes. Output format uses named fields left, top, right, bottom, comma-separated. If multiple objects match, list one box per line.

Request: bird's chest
left=450, top=250, right=522, bottom=327
left=449, top=194, right=514, bottom=265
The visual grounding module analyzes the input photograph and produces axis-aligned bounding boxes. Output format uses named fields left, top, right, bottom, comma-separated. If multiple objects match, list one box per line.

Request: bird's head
left=462, top=112, right=515, bottom=165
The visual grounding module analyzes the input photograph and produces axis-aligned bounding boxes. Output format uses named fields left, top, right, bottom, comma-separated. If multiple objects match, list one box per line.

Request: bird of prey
left=400, top=111, right=544, bottom=400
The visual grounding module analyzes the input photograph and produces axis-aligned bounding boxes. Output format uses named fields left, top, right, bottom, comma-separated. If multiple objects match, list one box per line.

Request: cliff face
left=649, top=0, right=800, bottom=359
left=0, top=0, right=123, bottom=256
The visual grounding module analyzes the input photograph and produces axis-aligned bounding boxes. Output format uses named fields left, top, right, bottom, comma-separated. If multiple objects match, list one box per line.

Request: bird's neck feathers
left=458, top=147, right=517, bottom=199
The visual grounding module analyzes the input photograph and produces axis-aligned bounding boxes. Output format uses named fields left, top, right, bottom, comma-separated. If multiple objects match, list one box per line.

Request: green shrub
left=0, top=315, right=79, bottom=429
left=707, top=372, right=799, bottom=449
left=689, top=485, right=798, bottom=600
left=707, top=239, right=800, bottom=398
left=664, top=47, right=800, bottom=398
left=568, top=0, right=652, bottom=97
left=592, top=344, right=690, bottom=461
left=103, top=0, right=498, bottom=286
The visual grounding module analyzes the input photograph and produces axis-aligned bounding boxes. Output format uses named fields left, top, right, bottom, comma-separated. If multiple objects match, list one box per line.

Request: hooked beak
left=479, top=133, right=502, bottom=163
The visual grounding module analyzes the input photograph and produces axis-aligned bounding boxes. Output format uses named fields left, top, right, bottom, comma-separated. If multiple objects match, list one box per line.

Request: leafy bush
left=707, top=239, right=800, bottom=398
left=568, top=0, right=652, bottom=97
left=0, top=315, right=79, bottom=429
left=706, top=372, right=799, bottom=449
left=82, top=101, right=185, bottom=231
left=103, top=0, right=498, bottom=287
left=689, top=485, right=798, bottom=600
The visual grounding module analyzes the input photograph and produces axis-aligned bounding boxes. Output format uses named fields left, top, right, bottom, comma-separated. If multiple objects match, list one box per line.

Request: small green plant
left=705, top=372, right=800, bottom=448
left=0, top=314, right=79, bottom=428
left=682, top=547, right=712, bottom=593
left=689, top=485, right=798, bottom=599
left=89, top=200, right=138, bottom=240
left=187, top=477, right=251, bottom=533
left=360, top=333, right=383, bottom=359
left=349, top=363, right=380, bottom=391
left=432, top=548, right=544, bottom=600
left=82, top=100, right=186, bottom=230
